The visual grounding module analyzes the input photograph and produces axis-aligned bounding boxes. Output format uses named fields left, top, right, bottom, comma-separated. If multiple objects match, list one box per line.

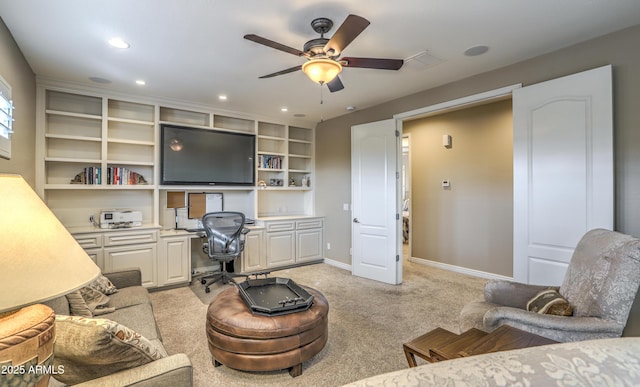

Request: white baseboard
left=322, top=258, right=352, bottom=272
left=321, top=256, right=511, bottom=281
left=408, top=257, right=513, bottom=281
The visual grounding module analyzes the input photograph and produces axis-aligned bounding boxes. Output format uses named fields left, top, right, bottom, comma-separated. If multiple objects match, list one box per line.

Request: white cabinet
left=105, top=244, right=157, bottom=288
left=159, top=234, right=191, bottom=286
left=260, top=217, right=324, bottom=270
left=240, top=229, right=265, bottom=273
left=73, top=228, right=159, bottom=288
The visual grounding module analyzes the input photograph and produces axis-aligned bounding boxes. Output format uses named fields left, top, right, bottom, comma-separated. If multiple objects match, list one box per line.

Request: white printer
left=99, top=209, right=143, bottom=229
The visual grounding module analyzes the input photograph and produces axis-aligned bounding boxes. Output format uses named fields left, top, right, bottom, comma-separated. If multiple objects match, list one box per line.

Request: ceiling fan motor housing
left=304, top=38, right=330, bottom=57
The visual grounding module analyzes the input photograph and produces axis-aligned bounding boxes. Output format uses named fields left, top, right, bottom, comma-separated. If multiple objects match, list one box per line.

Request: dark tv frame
left=160, top=124, right=256, bottom=186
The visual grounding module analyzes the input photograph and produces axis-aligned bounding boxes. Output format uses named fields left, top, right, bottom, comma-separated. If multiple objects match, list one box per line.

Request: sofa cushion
left=52, top=315, right=168, bottom=385
left=107, top=286, right=151, bottom=309
left=105, top=303, right=161, bottom=341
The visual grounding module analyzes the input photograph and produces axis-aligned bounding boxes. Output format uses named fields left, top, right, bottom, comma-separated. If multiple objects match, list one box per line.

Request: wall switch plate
left=442, top=179, right=451, bottom=187
left=343, top=203, right=350, bottom=211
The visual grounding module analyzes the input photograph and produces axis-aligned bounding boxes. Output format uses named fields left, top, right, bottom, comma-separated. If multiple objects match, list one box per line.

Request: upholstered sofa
left=44, top=268, right=192, bottom=386
left=344, top=337, right=640, bottom=386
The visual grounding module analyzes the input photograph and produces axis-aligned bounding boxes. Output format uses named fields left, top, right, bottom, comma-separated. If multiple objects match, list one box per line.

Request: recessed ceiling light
left=135, top=80, right=146, bottom=85
left=218, top=95, right=227, bottom=101
left=464, top=45, right=489, bottom=57
left=108, top=37, right=130, bottom=49
left=281, top=107, right=288, bottom=112
left=346, top=106, right=356, bottom=111
left=293, top=113, right=306, bottom=118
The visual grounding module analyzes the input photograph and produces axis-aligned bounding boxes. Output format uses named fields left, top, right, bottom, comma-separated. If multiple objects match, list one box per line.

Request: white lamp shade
left=302, top=59, right=342, bottom=84
left=0, top=174, right=100, bottom=313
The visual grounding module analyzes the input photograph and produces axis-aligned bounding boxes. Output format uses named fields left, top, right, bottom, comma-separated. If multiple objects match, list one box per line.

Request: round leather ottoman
left=206, top=286, right=329, bottom=377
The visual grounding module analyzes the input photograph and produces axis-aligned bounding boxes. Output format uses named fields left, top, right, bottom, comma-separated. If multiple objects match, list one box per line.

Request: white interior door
left=351, top=119, right=401, bottom=285
left=513, top=65, right=614, bottom=285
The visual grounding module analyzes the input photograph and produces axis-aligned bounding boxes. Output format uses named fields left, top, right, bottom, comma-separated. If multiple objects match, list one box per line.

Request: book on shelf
left=70, top=167, right=148, bottom=185
left=258, top=154, right=282, bottom=169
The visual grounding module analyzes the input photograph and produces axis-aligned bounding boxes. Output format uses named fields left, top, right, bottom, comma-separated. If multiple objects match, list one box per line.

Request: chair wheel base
left=205, top=287, right=211, bottom=293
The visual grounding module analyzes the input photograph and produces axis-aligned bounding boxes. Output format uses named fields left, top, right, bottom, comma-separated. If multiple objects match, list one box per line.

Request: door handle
left=353, top=218, right=360, bottom=223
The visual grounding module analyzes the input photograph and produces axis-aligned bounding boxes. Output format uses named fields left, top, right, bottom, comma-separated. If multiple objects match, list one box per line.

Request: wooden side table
left=403, top=325, right=557, bottom=367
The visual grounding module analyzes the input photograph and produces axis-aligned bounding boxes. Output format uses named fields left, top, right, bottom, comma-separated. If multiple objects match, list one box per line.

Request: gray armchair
left=460, top=229, right=640, bottom=342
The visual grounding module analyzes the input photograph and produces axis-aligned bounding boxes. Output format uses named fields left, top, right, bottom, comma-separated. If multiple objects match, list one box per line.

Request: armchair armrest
left=484, top=306, right=624, bottom=340
left=76, top=354, right=192, bottom=387
left=484, top=280, right=557, bottom=308
left=103, top=268, right=143, bottom=288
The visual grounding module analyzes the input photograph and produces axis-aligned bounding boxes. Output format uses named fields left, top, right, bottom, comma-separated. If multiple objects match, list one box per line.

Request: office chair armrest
left=241, top=227, right=250, bottom=234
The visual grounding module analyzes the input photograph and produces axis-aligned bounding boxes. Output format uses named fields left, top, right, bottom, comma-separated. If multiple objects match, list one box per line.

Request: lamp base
left=0, top=304, right=56, bottom=386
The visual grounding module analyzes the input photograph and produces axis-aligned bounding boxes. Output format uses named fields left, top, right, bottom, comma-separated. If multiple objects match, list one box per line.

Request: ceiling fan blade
left=258, top=65, right=302, bottom=79
left=326, top=76, right=344, bottom=93
left=323, top=14, right=370, bottom=56
left=244, top=34, right=307, bottom=57
left=341, top=57, right=404, bottom=70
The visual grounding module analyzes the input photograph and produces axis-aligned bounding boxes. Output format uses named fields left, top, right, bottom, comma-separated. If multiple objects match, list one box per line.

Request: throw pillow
left=52, top=315, right=167, bottom=384
left=87, top=275, right=118, bottom=295
left=526, top=289, right=573, bottom=316
left=79, top=286, right=115, bottom=316
left=65, top=291, right=92, bottom=317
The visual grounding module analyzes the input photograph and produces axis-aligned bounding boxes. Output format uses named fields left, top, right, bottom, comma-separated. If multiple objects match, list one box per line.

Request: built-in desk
left=70, top=217, right=323, bottom=289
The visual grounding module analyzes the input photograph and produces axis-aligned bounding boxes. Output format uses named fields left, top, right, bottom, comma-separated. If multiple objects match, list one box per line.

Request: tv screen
left=161, top=124, right=255, bottom=185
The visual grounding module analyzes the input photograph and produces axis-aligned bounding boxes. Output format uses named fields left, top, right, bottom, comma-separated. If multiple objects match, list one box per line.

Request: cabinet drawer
left=296, top=219, right=323, bottom=230
left=104, top=230, right=158, bottom=246
left=74, top=233, right=103, bottom=249
left=265, top=221, right=295, bottom=232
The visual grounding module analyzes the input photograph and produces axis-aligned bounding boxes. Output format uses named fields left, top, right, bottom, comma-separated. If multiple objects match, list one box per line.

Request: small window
left=0, top=75, right=13, bottom=159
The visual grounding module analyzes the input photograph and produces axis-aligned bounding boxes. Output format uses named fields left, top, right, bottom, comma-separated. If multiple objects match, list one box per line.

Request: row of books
left=70, top=167, right=147, bottom=185
left=258, top=154, right=283, bottom=169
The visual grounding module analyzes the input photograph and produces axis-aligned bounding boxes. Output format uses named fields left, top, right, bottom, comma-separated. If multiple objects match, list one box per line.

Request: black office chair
left=199, top=211, right=250, bottom=293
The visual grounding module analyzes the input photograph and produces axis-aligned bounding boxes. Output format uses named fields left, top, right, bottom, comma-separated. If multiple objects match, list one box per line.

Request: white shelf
left=107, top=138, right=155, bottom=146
left=258, top=135, right=286, bottom=141
left=45, top=133, right=102, bottom=142
left=108, top=117, right=154, bottom=126
left=288, top=154, right=311, bottom=159
left=45, top=184, right=154, bottom=190
left=288, top=139, right=312, bottom=144
left=45, top=157, right=102, bottom=163
left=45, top=109, right=101, bottom=120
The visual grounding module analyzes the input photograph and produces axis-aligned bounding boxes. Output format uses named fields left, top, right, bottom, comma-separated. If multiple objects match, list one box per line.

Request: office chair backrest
left=202, top=212, right=246, bottom=259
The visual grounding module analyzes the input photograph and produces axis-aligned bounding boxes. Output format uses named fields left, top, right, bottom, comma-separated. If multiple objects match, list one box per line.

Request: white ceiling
left=2, top=0, right=640, bottom=127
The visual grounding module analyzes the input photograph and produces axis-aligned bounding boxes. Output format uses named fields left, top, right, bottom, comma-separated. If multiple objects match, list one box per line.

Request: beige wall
left=316, top=24, right=640, bottom=335
left=316, top=23, right=640, bottom=265
left=0, top=17, right=36, bottom=186
left=404, top=99, right=513, bottom=276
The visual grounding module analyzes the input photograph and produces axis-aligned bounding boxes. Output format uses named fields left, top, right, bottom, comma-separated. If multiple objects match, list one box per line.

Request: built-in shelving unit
left=36, top=81, right=316, bottom=228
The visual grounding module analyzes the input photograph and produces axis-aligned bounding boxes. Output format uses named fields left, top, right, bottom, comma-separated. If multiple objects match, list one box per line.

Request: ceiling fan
left=244, top=14, right=403, bottom=92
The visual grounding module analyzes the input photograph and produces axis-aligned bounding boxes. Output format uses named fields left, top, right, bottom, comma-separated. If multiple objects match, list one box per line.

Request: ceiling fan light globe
left=302, top=59, right=342, bottom=84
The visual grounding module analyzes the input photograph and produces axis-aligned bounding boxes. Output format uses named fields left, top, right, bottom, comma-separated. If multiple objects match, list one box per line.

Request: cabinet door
left=296, top=228, right=323, bottom=263
left=104, top=244, right=157, bottom=288
left=85, top=248, right=105, bottom=271
left=265, top=231, right=296, bottom=267
left=160, top=237, right=190, bottom=286
left=241, top=231, right=265, bottom=273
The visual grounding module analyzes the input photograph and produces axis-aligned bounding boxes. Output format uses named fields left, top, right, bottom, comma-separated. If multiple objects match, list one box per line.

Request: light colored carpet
left=149, top=258, right=487, bottom=386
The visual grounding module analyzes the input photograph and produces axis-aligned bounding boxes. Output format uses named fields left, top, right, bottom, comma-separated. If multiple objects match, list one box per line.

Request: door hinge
left=396, top=171, right=400, bottom=179
left=395, top=130, right=400, bottom=137
left=396, top=255, right=400, bottom=262
left=396, top=213, right=400, bottom=220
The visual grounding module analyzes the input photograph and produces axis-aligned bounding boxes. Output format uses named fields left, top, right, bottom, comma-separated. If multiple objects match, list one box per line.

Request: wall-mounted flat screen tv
left=161, top=124, right=255, bottom=186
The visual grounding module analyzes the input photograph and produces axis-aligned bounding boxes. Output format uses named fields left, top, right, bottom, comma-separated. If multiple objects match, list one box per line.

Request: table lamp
left=0, top=174, right=100, bottom=386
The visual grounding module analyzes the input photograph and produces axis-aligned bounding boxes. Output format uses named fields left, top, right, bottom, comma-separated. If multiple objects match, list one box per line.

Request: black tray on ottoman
left=236, top=277, right=314, bottom=316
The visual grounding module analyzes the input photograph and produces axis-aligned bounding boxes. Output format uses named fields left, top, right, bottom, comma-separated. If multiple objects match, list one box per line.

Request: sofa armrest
left=103, top=268, right=143, bottom=288
left=484, top=280, right=557, bottom=308
left=75, top=354, right=192, bottom=387
left=484, top=306, right=624, bottom=341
